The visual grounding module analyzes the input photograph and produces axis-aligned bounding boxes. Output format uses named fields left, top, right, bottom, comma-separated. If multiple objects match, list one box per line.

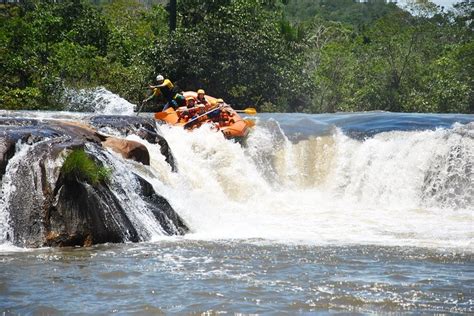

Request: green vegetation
left=284, top=0, right=401, bottom=27
left=0, top=0, right=166, bottom=109
left=0, top=0, right=472, bottom=113
left=61, top=148, right=111, bottom=185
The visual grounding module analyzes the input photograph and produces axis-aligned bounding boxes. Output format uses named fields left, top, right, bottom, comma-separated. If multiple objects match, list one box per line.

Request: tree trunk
left=169, top=0, right=176, bottom=32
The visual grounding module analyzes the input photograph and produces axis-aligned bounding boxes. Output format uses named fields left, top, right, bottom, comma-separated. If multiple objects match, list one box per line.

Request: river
left=1, top=88, right=473, bottom=314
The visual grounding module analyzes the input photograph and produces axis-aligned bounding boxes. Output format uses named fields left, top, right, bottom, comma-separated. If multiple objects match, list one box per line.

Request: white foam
left=87, top=144, right=167, bottom=241
left=0, top=142, right=33, bottom=243
left=144, top=123, right=473, bottom=251
left=64, top=87, right=136, bottom=115
left=1, top=95, right=472, bottom=251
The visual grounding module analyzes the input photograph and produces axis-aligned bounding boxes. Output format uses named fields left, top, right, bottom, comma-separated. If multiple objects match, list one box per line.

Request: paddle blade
left=154, top=112, right=168, bottom=120
left=244, top=119, right=256, bottom=127
left=235, top=107, right=257, bottom=115
left=244, top=107, right=257, bottom=115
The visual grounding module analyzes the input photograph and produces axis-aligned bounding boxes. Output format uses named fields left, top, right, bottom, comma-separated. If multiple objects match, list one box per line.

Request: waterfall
left=145, top=120, right=473, bottom=249
left=88, top=144, right=168, bottom=241
left=0, top=142, right=32, bottom=243
left=1, top=88, right=472, bottom=250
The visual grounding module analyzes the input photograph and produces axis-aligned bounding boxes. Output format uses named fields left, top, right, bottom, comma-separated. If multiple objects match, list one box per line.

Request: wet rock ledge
left=0, top=115, right=188, bottom=248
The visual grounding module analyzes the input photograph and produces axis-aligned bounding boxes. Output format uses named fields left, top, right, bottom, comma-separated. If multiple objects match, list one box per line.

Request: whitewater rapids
left=1, top=88, right=473, bottom=314
left=136, top=118, right=472, bottom=250
left=1, top=88, right=472, bottom=251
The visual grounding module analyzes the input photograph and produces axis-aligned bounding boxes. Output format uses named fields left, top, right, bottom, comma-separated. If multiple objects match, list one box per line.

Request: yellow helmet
left=197, top=89, right=205, bottom=95
left=216, top=98, right=224, bottom=103
left=185, top=96, right=195, bottom=101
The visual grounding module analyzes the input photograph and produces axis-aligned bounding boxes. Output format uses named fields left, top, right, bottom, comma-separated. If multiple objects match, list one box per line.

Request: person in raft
left=196, top=89, right=210, bottom=108
left=186, top=95, right=196, bottom=109
left=186, top=96, right=208, bottom=117
left=177, top=96, right=200, bottom=123
left=189, top=95, right=206, bottom=115
left=206, top=98, right=226, bottom=121
left=142, top=74, right=185, bottom=111
left=183, top=96, right=198, bottom=120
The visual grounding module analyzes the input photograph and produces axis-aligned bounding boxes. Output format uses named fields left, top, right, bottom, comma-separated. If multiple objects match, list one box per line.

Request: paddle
left=137, top=86, right=155, bottom=116
left=154, top=111, right=170, bottom=120
left=154, top=106, right=202, bottom=121
left=183, top=106, right=223, bottom=129
left=136, top=100, right=145, bottom=116
left=234, top=108, right=257, bottom=115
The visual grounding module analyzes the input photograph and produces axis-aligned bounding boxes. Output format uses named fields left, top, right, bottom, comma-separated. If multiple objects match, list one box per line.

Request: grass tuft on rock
left=61, top=149, right=111, bottom=185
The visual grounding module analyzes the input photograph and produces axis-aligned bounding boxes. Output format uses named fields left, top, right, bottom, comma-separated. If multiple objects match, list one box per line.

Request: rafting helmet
left=186, top=96, right=195, bottom=105
left=197, top=89, right=205, bottom=95
left=156, top=74, right=164, bottom=82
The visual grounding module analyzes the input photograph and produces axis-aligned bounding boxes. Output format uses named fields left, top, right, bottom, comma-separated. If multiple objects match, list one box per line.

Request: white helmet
left=156, top=74, right=164, bottom=82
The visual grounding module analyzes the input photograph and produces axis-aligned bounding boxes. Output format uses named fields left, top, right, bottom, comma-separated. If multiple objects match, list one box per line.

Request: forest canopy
left=0, top=0, right=472, bottom=113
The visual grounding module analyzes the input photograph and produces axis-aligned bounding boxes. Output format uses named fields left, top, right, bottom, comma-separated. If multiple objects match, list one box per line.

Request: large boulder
left=102, top=137, right=150, bottom=165
left=5, top=139, right=140, bottom=247
left=47, top=171, right=141, bottom=247
left=88, top=115, right=176, bottom=171
left=0, top=116, right=188, bottom=247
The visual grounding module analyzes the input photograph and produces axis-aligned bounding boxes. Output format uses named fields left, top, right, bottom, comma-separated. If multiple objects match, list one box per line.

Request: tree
left=169, top=0, right=176, bottom=31
left=149, top=0, right=308, bottom=110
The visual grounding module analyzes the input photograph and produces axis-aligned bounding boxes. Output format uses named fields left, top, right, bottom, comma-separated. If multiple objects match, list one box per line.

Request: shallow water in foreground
left=1, top=241, right=472, bottom=314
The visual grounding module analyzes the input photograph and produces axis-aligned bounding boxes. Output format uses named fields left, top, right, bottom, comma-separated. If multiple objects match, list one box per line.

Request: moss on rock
left=61, top=149, right=110, bottom=185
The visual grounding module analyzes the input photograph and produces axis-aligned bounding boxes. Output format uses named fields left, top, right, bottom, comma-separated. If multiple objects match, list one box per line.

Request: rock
left=0, top=136, right=17, bottom=180
left=136, top=175, right=189, bottom=235
left=88, top=115, right=177, bottom=171
left=0, top=117, right=40, bottom=127
left=6, top=138, right=72, bottom=247
left=88, top=115, right=157, bottom=135
left=0, top=125, right=63, bottom=181
left=51, top=121, right=106, bottom=143
left=102, top=137, right=150, bottom=165
left=46, top=173, right=140, bottom=247
left=0, top=116, right=188, bottom=247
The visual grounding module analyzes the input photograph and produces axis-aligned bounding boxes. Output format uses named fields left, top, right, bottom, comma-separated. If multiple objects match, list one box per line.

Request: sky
left=399, top=0, right=464, bottom=8
left=429, top=0, right=462, bottom=6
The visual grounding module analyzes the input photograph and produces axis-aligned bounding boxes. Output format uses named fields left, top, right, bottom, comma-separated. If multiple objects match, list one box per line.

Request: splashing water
left=1, top=88, right=472, bottom=251
left=63, top=87, right=136, bottom=115
left=1, top=89, right=473, bottom=315
left=142, top=120, right=473, bottom=250
left=0, top=142, right=34, bottom=244
left=88, top=144, right=168, bottom=241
